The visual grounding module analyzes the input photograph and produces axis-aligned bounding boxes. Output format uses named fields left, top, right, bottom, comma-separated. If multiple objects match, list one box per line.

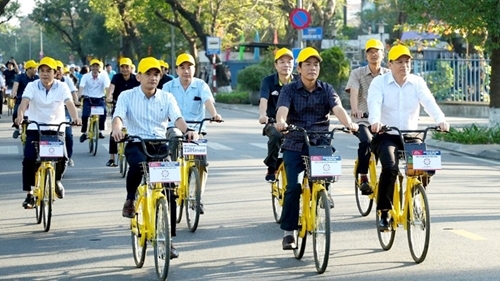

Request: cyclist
left=367, top=45, right=449, bottom=231
left=275, top=47, right=358, bottom=250
left=112, top=57, right=198, bottom=259
left=105, top=57, right=140, bottom=167
left=258, top=48, right=296, bottom=182
left=163, top=53, right=222, bottom=214
left=2, top=59, right=19, bottom=113
left=15, top=57, right=82, bottom=208
left=78, top=59, right=110, bottom=142
left=157, top=60, right=173, bottom=89
left=11, top=60, right=39, bottom=138
left=345, top=39, right=390, bottom=194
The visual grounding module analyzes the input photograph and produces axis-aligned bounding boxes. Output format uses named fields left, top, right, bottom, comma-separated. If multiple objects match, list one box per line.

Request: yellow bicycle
left=286, top=125, right=348, bottom=274
left=376, top=126, right=441, bottom=264
left=353, top=152, right=378, bottom=216
left=175, top=117, right=223, bottom=232
left=7, top=96, right=15, bottom=116
left=85, top=97, right=105, bottom=156
left=28, top=120, right=71, bottom=232
left=117, top=127, right=128, bottom=178
left=121, top=135, right=177, bottom=281
left=271, top=156, right=286, bottom=223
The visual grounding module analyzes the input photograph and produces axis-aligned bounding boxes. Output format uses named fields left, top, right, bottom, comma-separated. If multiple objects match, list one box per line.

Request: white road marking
left=249, top=143, right=267, bottom=149
left=208, top=142, right=233, bottom=150
left=450, top=229, right=487, bottom=240
left=0, top=145, right=20, bottom=155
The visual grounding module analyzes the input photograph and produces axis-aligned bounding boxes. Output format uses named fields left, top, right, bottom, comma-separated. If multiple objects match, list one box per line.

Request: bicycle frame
left=88, top=114, right=99, bottom=139
left=297, top=178, right=327, bottom=238
left=133, top=181, right=166, bottom=247
left=34, top=162, right=56, bottom=207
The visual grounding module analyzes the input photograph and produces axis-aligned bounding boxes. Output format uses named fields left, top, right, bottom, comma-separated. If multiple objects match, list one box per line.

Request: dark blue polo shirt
left=4, top=69, right=17, bottom=88
left=260, top=73, right=298, bottom=119
left=110, top=73, right=141, bottom=100
left=14, top=73, right=39, bottom=101
left=277, top=79, right=341, bottom=152
left=157, top=74, right=173, bottom=90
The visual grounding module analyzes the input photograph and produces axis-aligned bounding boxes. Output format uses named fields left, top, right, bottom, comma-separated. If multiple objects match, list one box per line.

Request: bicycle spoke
left=154, top=198, right=170, bottom=281
left=407, top=184, right=430, bottom=263
left=313, top=189, right=330, bottom=274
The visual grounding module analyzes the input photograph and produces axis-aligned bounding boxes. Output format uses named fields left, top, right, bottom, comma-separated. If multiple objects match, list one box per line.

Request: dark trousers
left=263, top=125, right=283, bottom=173
left=12, top=100, right=21, bottom=129
left=109, top=135, right=118, bottom=154
left=124, top=142, right=177, bottom=237
left=355, top=125, right=373, bottom=174
left=81, top=98, right=106, bottom=133
left=280, top=146, right=307, bottom=231
left=23, top=130, right=67, bottom=191
left=65, top=108, right=73, bottom=158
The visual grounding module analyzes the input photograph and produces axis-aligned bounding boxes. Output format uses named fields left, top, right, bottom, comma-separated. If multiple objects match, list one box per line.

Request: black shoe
left=122, top=199, right=135, bottom=218
left=79, top=134, right=87, bottom=143
left=359, top=180, right=372, bottom=195
left=106, top=159, right=117, bottom=167
left=99, top=132, right=105, bottom=139
left=200, top=202, right=205, bottom=215
left=265, top=173, right=276, bottom=182
left=170, top=244, right=179, bottom=259
left=55, top=181, right=65, bottom=199
left=22, top=194, right=35, bottom=209
left=282, top=235, right=296, bottom=250
left=12, top=130, right=20, bottom=139
left=378, top=213, right=390, bottom=232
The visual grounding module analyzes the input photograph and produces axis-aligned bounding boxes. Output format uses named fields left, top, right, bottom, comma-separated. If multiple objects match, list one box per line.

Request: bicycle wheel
left=376, top=211, right=396, bottom=250
left=407, top=184, right=430, bottom=263
left=42, top=170, right=53, bottom=232
left=131, top=195, right=147, bottom=268
left=92, top=120, right=99, bottom=156
left=154, top=197, right=171, bottom=281
left=355, top=172, right=373, bottom=217
left=35, top=187, right=42, bottom=224
left=176, top=192, right=184, bottom=224
left=185, top=166, right=201, bottom=232
left=271, top=163, right=284, bottom=223
left=293, top=194, right=307, bottom=260
left=119, top=154, right=127, bottom=178
left=313, top=189, right=331, bottom=274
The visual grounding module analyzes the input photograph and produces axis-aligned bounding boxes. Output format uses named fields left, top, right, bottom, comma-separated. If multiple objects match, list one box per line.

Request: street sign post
left=206, top=36, right=221, bottom=55
left=302, top=27, right=323, bottom=40
left=289, top=8, right=311, bottom=30
left=292, top=48, right=302, bottom=67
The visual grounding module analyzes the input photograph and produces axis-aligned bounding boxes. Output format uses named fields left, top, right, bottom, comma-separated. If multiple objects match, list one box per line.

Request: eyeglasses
left=392, top=60, right=412, bottom=66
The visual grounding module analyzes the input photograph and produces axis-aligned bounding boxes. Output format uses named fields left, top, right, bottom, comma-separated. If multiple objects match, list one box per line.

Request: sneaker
left=265, top=173, right=276, bottom=182
left=79, top=134, right=87, bottom=143
left=200, top=201, right=205, bottom=215
left=170, top=243, right=179, bottom=259
left=282, top=235, right=296, bottom=250
left=68, top=158, right=74, bottom=167
left=359, top=180, right=372, bottom=195
left=22, top=194, right=35, bottom=209
left=55, top=181, right=65, bottom=199
left=122, top=199, right=135, bottom=218
left=106, top=159, right=117, bottom=167
left=99, top=132, right=105, bottom=139
left=12, top=129, right=19, bottom=139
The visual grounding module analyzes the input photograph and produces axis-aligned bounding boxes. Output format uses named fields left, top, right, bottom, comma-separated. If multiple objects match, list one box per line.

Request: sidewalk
left=216, top=103, right=500, bottom=162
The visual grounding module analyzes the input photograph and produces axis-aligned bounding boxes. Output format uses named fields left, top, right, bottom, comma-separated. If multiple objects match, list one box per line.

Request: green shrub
left=318, top=47, right=350, bottom=89
left=236, top=64, right=273, bottom=92
left=432, top=124, right=500, bottom=144
left=424, top=60, right=454, bottom=101
left=215, top=91, right=250, bottom=104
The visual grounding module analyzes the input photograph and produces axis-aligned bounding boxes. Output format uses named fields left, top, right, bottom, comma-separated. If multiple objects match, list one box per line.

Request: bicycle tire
left=119, top=154, right=128, bottom=178
left=131, top=194, right=147, bottom=268
left=354, top=172, right=374, bottom=217
left=293, top=193, right=307, bottom=259
left=313, top=189, right=331, bottom=274
left=42, top=170, right=53, bottom=232
left=376, top=210, right=396, bottom=250
left=88, top=128, right=94, bottom=154
left=92, top=120, right=99, bottom=156
left=176, top=193, right=184, bottom=224
left=271, top=163, right=284, bottom=223
left=35, top=186, right=42, bottom=224
left=154, top=197, right=171, bottom=281
left=407, top=184, right=430, bottom=263
left=185, top=166, right=201, bottom=232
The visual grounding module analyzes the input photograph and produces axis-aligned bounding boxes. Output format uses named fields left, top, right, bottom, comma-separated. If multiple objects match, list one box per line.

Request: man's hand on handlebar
left=185, top=130, right=199, bottom=142
left=439, top=122, right=450, bottom=132
left=112, top=128, right=125, bottom=142
left=276, top=122, right=288, bottom=132
left=370, top=122, right=382, bottom=134
left=258, top=116, right=268, bottom=124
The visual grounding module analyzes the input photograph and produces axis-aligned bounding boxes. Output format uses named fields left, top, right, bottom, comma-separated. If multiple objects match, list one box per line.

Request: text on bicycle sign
left=183, top=139, right=208, bottom=156
left=412, top=150, right=441, bottom=170
left=149, top=162, right=181, bottom=183
left=39, top=141, right=65, bottom=158
left=310, top=155, right=342, bottom=177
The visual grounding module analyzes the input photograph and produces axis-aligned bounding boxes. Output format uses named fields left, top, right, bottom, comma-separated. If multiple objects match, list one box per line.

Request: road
left=0, top=106, right=499, bottom=281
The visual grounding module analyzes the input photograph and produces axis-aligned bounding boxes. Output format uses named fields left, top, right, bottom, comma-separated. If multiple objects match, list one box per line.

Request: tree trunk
left=489, top=43, right=500, bottom=126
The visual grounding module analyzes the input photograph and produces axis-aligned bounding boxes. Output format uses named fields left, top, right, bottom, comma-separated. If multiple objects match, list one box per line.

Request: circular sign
left=69, top=54, right=75, bottom=61
left=289, top=8, right=311, bottom=30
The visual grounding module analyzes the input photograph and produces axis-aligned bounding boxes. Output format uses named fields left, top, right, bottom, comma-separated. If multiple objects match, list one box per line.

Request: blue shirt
left=113, top=86, right=183, bottom=139
left=162, top=77, right=214, bottom=131
left=277, top=79, right=341, bottom=152
left=15, top=73, right=39, bottom=101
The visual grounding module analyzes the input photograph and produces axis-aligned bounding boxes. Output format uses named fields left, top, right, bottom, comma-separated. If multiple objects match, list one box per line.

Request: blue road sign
left=302, top=27, right=323, bottom=40
left=289, top=8, right=311, bottom=30
left=292, top=48, right=302, bottom=66
left=206, top=36, right=221, bottom=55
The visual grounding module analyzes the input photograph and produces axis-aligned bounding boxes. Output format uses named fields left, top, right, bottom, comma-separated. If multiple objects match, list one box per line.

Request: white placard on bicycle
left=149, top=161, right=181, bottom=183
left=90, top=106, right=105, bottom=115
left=183, top=139, right=208, bottom=156
left=310, top=155, right=342, bottom=177
left=6, top=89, right=12, bottom=95
left=39, top=141, right=65, bottom=158
left=412, top=150, right=442, bottom=170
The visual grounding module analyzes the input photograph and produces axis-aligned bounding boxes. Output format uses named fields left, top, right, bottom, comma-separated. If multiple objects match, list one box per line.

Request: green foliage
left=0, top=0, right=20, bottom=24
left=433, top=124, right=500, bottom=144
left=318, top=46, right=350, bottom=89
left=215, top=91, right=250, bottom=104
left=236, top=64, right=273, bottom=92
left=423, top=60, right=454, bottom=101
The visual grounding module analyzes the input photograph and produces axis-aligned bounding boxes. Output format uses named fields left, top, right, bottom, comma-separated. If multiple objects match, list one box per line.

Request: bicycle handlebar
left=185, top=117, right=224, bottom=134
left=285, top=125, right=351, bottom=147
left=24, top=120, right=76, bottom=135
left=118, top=135, right=171, bottom=160
left=379, top=126, right=444, bottom=144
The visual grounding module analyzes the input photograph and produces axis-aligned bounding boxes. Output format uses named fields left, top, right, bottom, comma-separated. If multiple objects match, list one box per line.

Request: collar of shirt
left=171, top=77, right=199, bottom=91
left=36, top=79, right=60, bottom=91
left=295, top=78, right=324, bottom=92
left=385, top=72, right=419, bottom=87
left=274, top=73, right=294, bottom=87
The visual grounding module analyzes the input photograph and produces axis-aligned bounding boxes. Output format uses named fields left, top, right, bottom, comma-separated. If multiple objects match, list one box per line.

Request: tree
left=401, top=0, right=500, bottom=125
left=0, top=0, right=20, bottom=25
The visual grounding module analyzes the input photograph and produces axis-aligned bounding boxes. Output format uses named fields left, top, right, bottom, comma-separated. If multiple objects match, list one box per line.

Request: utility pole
left=297, top=0, right=303, bottom=48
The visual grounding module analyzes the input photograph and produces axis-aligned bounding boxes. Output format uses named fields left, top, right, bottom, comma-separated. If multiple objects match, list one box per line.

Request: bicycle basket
left=306, top=145, right=340, bottom=181
left=39, top=135, right=65, bottom=161
left=404, top=143, right=427, bottom=177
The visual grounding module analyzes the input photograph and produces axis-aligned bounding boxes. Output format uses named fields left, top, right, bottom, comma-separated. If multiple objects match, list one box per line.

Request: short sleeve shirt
left=79, top=72, right=110, bottom=98
left=15, top=73, right=39, bottom=100
left=110, top=73, right=140, bottom=100
left=4, top=69, right=17, bottom=88
left=260, top=73, right=297, bottom=119
left=277, top=79, right=341, bottom=152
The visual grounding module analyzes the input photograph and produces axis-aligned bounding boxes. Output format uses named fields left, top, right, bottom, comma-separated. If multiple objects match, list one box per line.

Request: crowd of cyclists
left=1, top=40, right=450, bottom=261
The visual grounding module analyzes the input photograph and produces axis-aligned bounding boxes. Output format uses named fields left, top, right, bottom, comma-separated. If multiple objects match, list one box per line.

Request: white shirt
left=113, top=86, right=183, bottom=139
left=79, top=72, right=110, bottom=98
left=63, top=75, right=77, bottom=92
left=22, top=80, right=72, bottom=131
left=367, top=72, right=445, bottom=131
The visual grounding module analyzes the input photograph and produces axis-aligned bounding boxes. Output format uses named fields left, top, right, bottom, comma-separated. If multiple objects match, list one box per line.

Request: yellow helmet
left=296, top=47, right=322, bottom=63
left=137, top=57, right=161, bottom=73
left=175, top=53, right=195, bottom=67
left=38, top=57, right=57, bottom=70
